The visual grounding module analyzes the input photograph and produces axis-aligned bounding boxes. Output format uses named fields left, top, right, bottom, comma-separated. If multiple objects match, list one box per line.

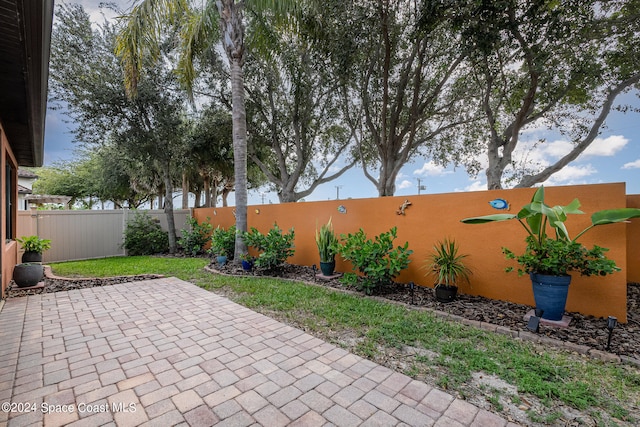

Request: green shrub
left=337, top=227, right=413, bottom=295
left=179, top=217, right=213, bottom=256
left=209, top=225, right=236, bottom=258
left=242, top=224, right=295, bottom=271
left=123, top=212, right=169, bottom=255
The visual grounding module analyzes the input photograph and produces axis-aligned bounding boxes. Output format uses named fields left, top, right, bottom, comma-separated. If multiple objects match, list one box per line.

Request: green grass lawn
left=51, top=256, right=640, bottom=425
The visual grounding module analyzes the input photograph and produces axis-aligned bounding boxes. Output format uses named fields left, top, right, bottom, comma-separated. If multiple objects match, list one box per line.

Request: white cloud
left=582, top=135, right=629, bottom=157
left=397, top=180, right=412, bottom=189
left=622, top=159, right=640, bottom=169
left=514, top=134, right=629, bottom=167
left=455, top=180, right=486, bottom=192
left=413, top=161, right=452, bottom=177
left=544, top=164, right=597, bottom=185
left=540, top=140, right=573, bottom=159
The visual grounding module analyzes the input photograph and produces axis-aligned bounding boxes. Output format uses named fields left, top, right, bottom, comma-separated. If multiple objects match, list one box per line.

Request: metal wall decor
left=396, top=199, right=412, bottom=215
left=489, top=198, right=510, bottom=210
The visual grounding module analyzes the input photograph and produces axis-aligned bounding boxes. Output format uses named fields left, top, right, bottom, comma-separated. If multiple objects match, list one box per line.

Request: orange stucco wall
left=1, top=123, right=19, bottom=299
left=195, top=183, right=631, bottom=322
left=627, top=194, right=640, bottom=284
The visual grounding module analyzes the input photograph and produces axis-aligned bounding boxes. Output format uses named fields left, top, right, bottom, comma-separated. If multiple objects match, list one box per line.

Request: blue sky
left=44, top=1, right=640, bottom=206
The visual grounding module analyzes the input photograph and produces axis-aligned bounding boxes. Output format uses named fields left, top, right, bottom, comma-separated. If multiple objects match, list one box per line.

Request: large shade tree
left=310, top=0, right=475, bottom=196
left=244, top=15, right=356, bottom=203
left=49, top=3, right=187, bottom=251
left=116, top=0, right=298, bottom=260
left=454, top=0, right=640, bottom=189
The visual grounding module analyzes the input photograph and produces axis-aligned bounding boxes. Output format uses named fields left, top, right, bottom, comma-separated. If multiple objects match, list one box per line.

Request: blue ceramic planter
left=319, top=261, right=336, bottom=276
left=530, top=273, right=572, bottom=321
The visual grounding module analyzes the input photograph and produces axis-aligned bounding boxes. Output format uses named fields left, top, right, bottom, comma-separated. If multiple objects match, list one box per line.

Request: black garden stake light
left=409, top=282, right=415, bottom=305
left=606, top=316, right=617, bottom=351
left=312, top=264, right=317, bottom=281
left=527, top=308, right=544, bottom=333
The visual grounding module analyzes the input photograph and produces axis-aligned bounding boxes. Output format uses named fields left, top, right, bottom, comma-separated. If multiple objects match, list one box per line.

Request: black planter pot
left=21, top=251, right=42, bottom=263
left=530, top=273, right=572, bottom=321
left=319, top=261, right=336, bottom=276
left=434, top=284, right=458, bottom=303
left=13, top=263, right=44, bottom=288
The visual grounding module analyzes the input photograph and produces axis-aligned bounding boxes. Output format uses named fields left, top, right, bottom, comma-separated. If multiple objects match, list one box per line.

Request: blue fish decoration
left=489, top=198, right=510, bottom=210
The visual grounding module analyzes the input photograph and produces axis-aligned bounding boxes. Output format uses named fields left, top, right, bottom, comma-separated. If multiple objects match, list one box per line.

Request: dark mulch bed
left=7, top=274, right=164, bottom=298
left=215, top=262, right=640, bottom=360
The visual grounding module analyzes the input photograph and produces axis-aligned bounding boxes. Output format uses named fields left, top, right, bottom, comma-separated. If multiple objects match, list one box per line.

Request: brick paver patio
left=0, top=278, right=519, bottom=426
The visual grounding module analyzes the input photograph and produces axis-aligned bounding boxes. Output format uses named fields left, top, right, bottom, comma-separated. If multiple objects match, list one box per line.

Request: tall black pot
left=435, top=284, right=458, bottom=303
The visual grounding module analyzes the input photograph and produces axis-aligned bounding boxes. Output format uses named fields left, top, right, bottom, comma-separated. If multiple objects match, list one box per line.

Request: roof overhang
left=25, top=194, right=71, bottom=205
left=0, top=0, right=54, bottom=167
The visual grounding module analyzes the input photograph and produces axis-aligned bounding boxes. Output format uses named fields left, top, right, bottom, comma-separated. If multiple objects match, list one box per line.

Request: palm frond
left=177, top=1, right=220, bottom=97
left=114, top=0, right=189, bottom=97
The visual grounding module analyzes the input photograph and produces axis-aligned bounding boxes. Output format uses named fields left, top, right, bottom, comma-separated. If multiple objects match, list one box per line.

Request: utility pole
left=260, top=192, right=266, bottom=204
left=417, top=178, right=426, bottom=195
left=335, top=185, right=343, bottom=200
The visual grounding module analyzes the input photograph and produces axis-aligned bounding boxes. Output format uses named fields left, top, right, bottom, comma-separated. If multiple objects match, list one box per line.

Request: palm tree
left=115, top=0, right=297, bottom=260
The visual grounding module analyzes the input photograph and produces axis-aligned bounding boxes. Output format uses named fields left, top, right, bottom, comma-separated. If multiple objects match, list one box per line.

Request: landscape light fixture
left=312, top=264, right=317, bottom=281
left=606, top=316, right=617, bottom=351
left=409, top=282, right=415, bottom=305
left=527, top=308, right=544, bottom=333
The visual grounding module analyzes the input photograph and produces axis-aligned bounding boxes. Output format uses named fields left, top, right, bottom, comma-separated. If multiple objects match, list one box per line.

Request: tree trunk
left=486, top=156, right=505, bottom=190
left=229, top=58, right=248, bottom=260
left=181, top=172, right=189, bottom=209
left=162, top=160, right=177, bottom=254
left=218, top=0, right=247, bottom=262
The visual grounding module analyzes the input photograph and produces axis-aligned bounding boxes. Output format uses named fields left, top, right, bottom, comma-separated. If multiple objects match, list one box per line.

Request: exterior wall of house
left=1, top=123, right=19, bottom=298
left=194, top=183, right=631, bottom=322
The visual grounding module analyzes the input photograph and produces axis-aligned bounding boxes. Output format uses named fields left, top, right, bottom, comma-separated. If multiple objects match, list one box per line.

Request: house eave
left=0, top=0, right=54, bottom=167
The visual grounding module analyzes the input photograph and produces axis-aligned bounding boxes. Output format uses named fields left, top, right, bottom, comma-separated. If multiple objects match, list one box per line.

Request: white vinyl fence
left=17, top=209, right=190, bottom=263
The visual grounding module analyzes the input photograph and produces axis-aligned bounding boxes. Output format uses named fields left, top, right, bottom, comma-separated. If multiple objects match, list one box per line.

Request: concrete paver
left=0, top=278, right=519, bottom=426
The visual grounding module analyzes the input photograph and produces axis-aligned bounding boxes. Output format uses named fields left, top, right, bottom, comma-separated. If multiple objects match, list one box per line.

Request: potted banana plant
left=462, top=186, right=640, bottom=320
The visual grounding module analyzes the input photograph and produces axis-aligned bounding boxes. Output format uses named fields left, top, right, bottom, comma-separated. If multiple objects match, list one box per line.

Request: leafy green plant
left=16, top=235, right=52, bottom=254
left=315, top=217, right=339, bottom=263
left=426, top=238, right=471, bottom=287
left=209, top=225, right=236, bottom=258
left=337, top=227, right=413, bottom=295
left=503, top=236, right=618, bottom=276
left=462, top=186, right=640, bottom=276
left=178, top=217, right=213, bottom=256
left=123, top=212, right=169, bottom=256
left=239, top=253, right=253, bottom=261
left=242, top=224, right=295, bottom=271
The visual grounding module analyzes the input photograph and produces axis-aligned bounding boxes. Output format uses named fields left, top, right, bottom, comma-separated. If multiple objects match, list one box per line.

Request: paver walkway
left=0, top=278, right=519, bottom=426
